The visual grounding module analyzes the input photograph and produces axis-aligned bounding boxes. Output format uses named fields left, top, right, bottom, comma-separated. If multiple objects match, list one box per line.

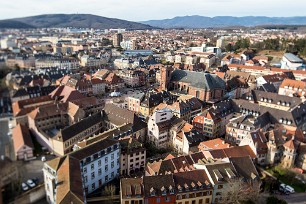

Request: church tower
left=160, top=66, right=173, bottom=91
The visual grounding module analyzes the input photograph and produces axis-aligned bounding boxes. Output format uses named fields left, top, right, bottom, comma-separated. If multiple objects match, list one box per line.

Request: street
left=258, top=192, right=306, bottom=204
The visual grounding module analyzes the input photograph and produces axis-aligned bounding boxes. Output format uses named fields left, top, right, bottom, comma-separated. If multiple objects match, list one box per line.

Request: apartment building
left=143, top=175, right=176, bottom=204
left=226, top=113, right=271, bottom=145
left=174, top=170, right=213, bottom=204
left=193, top=109, right=222, bottom=139
left=128, top=92, right=145, bottom=113
left=278, top=78, right=306, bottom=100
left=12, top=95, right=54, bottom=125
left=232, top=90, right=306, bottom=131
left=139, top=91, right=173, bottom=118
left=121, top=178, right=144, bottom=204
left=147, top=108, right=175, bottom=148
left=35, top=57, right=79, bottom=69
left=43, top=138, right=120, bottom=204
left=119, top=137, right=146, bottom=176
left=118, top=69, right=146, bottom=88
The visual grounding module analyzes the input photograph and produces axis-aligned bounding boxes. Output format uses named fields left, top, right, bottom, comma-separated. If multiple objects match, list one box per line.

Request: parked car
left=26, top=179, right=36, bottom=188
left=21, top=183, right=29, bottom=191
left=32, top=177, right=40, bottom=185
left=279, top=183, right=295, bottom=193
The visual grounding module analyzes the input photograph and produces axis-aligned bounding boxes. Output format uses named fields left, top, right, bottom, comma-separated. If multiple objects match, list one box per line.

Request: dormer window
left=150, top=187, right=155, bottom=196
left=225, top=168, right=236, bottom=179
left=184, top=183, right=189, bottom=191
left=135, top=184, right=141, bottom=197
left=197, top=181, right=203, bottom=189
left=177, top=184, right=182, bottom=192
left=191, top=182, right=197, bottom=190
left=169, top=185, right=174, bottom=194
left=213, top=169, right=223, bottom=181
left=161, top=186, right=166, bottom=196
left=126, top=185, right=132, bottom=198
left=205, top=180, right=211, bottom=187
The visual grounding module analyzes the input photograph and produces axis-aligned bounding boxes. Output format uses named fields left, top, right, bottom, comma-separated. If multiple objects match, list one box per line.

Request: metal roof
left=284, top=53, right=303, bottom=63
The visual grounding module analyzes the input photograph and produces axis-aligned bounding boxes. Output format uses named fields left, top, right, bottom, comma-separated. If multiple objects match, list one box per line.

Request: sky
left=0, top=0, right=306, bottom=21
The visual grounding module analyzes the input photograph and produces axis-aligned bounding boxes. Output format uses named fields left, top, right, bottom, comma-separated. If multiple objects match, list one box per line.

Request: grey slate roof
left=232, top=99, right=306, bottom=128
left=171, top=70, right=226, bottom=90
left=57, top=112, right=104, bottom=141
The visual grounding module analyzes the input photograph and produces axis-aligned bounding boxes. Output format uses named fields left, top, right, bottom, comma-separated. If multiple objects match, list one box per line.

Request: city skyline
left=1, top=0, right=306, bottom=21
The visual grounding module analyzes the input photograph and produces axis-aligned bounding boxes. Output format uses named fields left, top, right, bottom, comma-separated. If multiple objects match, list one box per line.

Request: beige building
left=119, top=137, right=146, bottom=176
left=120, top=178, right=144, bottom=204
left=12, top=124, right=34, bottom=160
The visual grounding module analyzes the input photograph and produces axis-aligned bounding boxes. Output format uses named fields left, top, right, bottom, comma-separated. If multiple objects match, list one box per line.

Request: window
left=196, top=91, right=200, bottom=98
left=92, top=183, right=95, bottom=190
left=165, top=197, right=171, bottom=202
left=111, top=161, right=114, bottom=168
left=105, top=157, right=108, bottom=163
left=218, top=185, right=223, bottom=189
left=83, top=167, right=87, bottom=174
left=98, top=160, right=101, bottom=166
left=111, top=172, right=114, bottom=178
left=84, top=176, right=88, bottom=183
left=105, top=175, right=108, bottom=182
left=105, top=165, right=108, bottom=172
left=111, top=153, right=114, bottom=160
left=91, top=163, right=94, bottom=170
left=91, top=172, right=95, bottom=179
left=98, top=168, right=102, bottom=176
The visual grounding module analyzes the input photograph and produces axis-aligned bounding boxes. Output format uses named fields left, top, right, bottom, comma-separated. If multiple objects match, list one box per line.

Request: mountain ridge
left=140, top=15, right=306, bottom=28
left=0, top=14, right=155, bottom=30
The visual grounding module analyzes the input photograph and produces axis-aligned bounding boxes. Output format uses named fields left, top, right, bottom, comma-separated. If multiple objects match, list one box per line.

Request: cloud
left=0, top=0, right=305, bottom=21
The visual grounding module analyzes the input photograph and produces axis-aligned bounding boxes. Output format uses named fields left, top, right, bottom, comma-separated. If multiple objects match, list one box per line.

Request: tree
left=104, top=184, right=116, bottom=199
left=221, top=179, right=261, bottom=204
left=225, top=43, right=233, bottom=52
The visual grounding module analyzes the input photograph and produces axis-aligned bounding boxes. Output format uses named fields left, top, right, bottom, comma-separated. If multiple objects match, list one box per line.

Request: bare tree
left=104, top=184, right=116, bottom=199
left=221, top=178, right=261, bottom=204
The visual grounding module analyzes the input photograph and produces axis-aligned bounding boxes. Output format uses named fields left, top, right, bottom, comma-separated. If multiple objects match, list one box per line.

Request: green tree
left=225, top=43, right=233, bottom=52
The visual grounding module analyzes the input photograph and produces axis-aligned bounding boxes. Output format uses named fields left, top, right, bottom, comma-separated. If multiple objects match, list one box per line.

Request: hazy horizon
left=1, top=0, right=306, bottom=21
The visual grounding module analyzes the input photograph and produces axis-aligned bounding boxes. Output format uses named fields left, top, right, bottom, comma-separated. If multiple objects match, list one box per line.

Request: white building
left=0, top=37, right=17, bottom=49
left=281, top=53, right=304, bottom=70
left=80, top=55, right=107, bottom=67
left=43, top=138, right=120, bottom=204
left=147, top=108, right=173, bottom=148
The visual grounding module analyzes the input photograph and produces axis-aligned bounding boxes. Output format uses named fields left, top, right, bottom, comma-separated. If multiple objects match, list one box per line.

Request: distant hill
left=141, top=15, right=306, bottom=28
left=0, top=14, right=155, bottom=30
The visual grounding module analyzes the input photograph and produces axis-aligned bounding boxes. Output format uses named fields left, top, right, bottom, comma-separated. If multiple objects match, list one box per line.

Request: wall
left=9, top=184, right=45, bottom=204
